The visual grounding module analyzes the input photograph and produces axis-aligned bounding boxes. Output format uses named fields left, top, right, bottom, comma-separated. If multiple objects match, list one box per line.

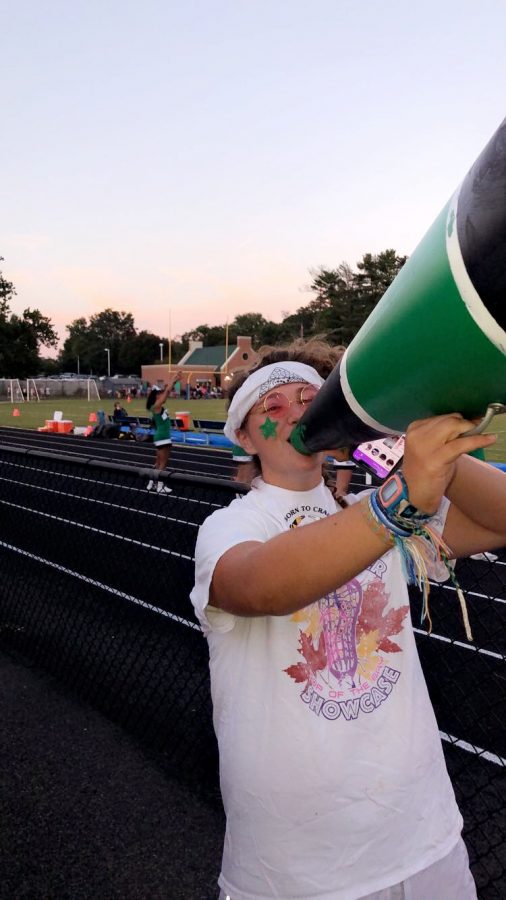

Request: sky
left=2, top=0, right=506, bottom=356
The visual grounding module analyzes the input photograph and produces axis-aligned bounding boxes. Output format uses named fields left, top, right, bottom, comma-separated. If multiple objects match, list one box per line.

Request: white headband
left=224, top=362, right=324, bottom=441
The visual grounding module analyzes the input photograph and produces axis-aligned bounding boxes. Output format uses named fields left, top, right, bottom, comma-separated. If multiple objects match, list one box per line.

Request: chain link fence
left=0, top=443, right=504, bottom=897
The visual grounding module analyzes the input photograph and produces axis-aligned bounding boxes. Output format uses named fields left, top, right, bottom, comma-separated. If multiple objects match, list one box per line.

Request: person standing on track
left=191, top=342, right=506, bottom=900
left=145, top=371, right=182, bottom=494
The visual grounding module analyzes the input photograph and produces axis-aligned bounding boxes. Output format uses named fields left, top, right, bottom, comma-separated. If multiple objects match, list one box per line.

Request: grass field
left=0, top=397, right=228, bottom=430
left=0, top=397, right=504, bottom=461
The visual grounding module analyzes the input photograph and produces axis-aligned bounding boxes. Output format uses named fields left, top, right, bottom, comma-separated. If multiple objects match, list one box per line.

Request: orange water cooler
left=174, top=411, right=192, bottom=430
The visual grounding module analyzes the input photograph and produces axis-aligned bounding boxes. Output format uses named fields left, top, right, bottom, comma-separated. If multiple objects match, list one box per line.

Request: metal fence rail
left=0, top=424, right=238, bottom=480
left=0, top=444, right=504, bottom=897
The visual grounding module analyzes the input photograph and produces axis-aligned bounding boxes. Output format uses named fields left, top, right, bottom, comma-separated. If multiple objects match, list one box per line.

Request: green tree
left=0, top=259, right=16, bottom=311
left=59, top=317, right=96, bottom=374
left=274, top=307, right=314, bottom=343
left=302, top=250, right=407, bottom=345
left=59, top=309, right=187, bottom=374
left=231, top=312, right=286, bottom=347
left=182, top=314, right=284, bottom=350
left=354, top=249, right=408, bottom=297
left=0, top=259, right=58, bottom=377
left=87, top=309, right=136, bottom=374
left=117, top=330, right=184, bottom=373
left=37, top=356, right=60, bottom=376
left=60, top=309, right=137, bottom=375
left=181, top=324, right=227, bottom=347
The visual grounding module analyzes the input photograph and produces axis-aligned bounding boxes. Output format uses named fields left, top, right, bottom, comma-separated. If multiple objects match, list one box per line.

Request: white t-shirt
left=191, top=478, right=462, bottom=900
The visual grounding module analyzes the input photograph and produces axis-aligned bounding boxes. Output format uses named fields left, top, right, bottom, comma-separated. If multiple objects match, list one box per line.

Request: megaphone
left=290, top=118, right=506, bottom=455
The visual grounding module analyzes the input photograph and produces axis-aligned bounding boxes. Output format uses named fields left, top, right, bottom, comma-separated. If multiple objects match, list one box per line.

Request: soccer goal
left=86, top=379, right=100, bottom=401
left=0, top=379, right=26, bottom=403
left=30, top=378, right=102, bottom=401
left=26, top=379, right=41, bottom=401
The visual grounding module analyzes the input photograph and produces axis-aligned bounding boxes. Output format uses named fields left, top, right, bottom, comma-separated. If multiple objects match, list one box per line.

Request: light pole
left=159, top=342, right=164, bottom=362
left=105, top=347, right=111, bottom=378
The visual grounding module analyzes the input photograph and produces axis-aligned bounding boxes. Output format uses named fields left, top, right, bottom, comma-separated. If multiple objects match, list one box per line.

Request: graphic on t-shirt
left=283, top=515, right=409, bottom=721
left=320, top=579, right=362, bottom=685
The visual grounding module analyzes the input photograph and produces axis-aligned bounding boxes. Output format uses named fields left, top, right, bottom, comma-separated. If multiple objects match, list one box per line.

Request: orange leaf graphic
left=284, top=662, right=310, bottom=683
left=357, top=582, right=409, bottom=654
left=299, top=630, right=327, bottom=672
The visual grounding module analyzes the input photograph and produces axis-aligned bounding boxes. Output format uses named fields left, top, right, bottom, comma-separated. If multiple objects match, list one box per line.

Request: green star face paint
left=260, top=417, right=278, bottom=439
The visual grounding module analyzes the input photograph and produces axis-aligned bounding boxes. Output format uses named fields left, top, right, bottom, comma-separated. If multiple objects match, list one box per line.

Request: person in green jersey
left=145, top=371, right=182, bottom=493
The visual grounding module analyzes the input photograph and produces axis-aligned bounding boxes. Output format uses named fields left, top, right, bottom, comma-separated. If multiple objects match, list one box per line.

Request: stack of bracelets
left=361, top=470, right=472, bottom=641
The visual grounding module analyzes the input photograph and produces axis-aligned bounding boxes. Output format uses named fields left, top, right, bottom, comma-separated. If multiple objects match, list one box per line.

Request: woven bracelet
left=369, top=490, right=412, bottom=537
left=359, top=496, right=394, bottom=545
left=366, top=490, right=473, bottom=641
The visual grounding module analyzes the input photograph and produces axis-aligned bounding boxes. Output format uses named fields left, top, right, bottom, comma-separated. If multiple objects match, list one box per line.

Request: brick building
left=141, top=335, right=258, bottom=394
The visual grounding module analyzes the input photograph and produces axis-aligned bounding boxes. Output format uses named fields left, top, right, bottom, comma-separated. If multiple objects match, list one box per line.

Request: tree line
left=0, top=258, right=58, bottom=378
left=0, top=250, right=406, bottom=377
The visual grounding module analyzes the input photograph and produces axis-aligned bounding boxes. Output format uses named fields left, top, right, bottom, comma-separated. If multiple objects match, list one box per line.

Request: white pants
left=218, top=836, right=477, bottom=900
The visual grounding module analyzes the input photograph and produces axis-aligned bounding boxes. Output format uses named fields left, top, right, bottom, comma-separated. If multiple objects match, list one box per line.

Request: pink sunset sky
left=3, top=0, right=506, bottom=352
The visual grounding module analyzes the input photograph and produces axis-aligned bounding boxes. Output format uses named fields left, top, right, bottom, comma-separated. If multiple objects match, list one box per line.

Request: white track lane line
left=0, top=475, right=200, bottom=529
left=413, top=627, right=505, bottom=661
left=0, top=498, right=193, bottom=560
left=0, top=539, right=200, bottom=629
left=440, top=732, right=506, bottom=768
left=1, top=541, right=504, bottom=766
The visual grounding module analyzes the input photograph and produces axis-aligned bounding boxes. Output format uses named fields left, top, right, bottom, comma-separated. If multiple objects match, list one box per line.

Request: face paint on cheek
left=259, top=416, right=278, bottom=439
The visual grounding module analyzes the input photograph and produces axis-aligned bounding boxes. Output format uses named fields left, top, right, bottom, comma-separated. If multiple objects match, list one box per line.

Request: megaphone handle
left=461, top=403, right=506, bottom=437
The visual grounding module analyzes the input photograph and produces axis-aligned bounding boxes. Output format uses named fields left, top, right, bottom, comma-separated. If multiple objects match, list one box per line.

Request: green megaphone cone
left=291, top=118, right=506, bottom=454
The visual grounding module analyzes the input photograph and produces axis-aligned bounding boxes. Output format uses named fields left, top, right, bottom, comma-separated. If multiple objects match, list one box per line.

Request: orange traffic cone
left=127, top=395, right=132, bottom=403
left=89, top=412, right=97, bottom=423
left=12, top=408, right=20, bottom=417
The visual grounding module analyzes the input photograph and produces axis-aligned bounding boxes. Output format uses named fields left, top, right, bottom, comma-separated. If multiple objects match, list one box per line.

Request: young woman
left=191, top=343, right=506, bottom=900
left=231, top=340, right=351, bottom=499
left=145, top=371, right=182, bottom=493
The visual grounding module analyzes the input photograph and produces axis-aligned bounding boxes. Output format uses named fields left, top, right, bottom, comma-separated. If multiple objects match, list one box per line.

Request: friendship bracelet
left=376, top=471, right=433, bottom=525
left=359, top=496, right=395, bottom=545
left=362, top=490, right=473, bottom=642
left=369, top=491, right=412, bottom=537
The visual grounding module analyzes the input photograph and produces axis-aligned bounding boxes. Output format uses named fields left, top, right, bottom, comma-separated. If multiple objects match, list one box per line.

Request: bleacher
left=100, top=414, right=230, bottom=449
left=109, top=415, right=152, bottom=428
left=192, top=418, right=226, bottom=433
left=107, top=414, right=226, bottom=435
left=108, top=415, right=187, bottom=438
